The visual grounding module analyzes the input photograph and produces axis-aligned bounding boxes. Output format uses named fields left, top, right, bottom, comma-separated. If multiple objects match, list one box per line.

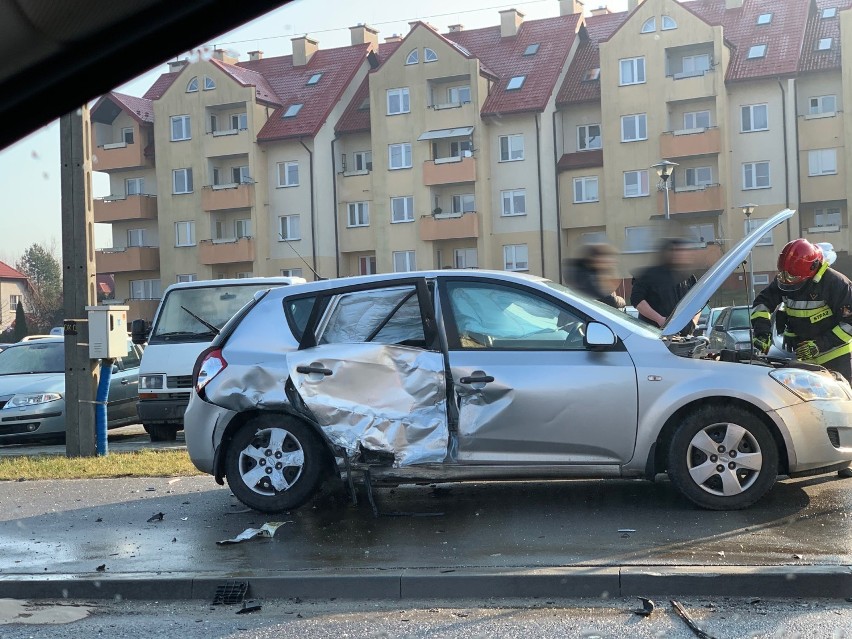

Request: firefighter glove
left=752, top=334, right=771, bottom=354
left=795, top=340, right=820, bottom=361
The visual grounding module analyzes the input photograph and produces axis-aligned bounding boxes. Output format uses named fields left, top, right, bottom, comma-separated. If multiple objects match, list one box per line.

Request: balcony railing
left=91, top=140, right=151, bottom=171
left=95, top=246, right=160, bottom=273
left=205, top=128, right=250, bottom=156
left=93, top=194, right=157, bottom=223
left=423, top=156, right=476, bottom=186
left=659, top=183, right=724, bottom=214
left=198, top=236, right=255, bottom=265
left=659, top=127, right=720, bottom=158
left=201, top=182, right=255, bottom=211
left=419, top=212, right=480, bottom=241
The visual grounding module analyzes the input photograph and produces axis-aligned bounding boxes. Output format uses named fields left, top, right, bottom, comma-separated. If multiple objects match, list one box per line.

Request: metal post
left=663, top=182, right=671, bottom=221
left=60, top=107, right=98, bottom=457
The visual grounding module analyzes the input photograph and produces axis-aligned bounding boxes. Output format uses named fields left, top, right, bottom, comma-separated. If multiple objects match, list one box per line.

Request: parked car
left=0, top=337, right=142, bottom=442
left=185, top=210, right=852, bottom=513
left=695, top=306, right=724, bottom=337
left=706, top=305, right=752, bottom=351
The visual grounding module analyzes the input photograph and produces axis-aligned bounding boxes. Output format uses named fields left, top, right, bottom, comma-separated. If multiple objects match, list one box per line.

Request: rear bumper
left=774, top=400, right=852, bottom=473
left=137, top=397, right=188, bottom=426
left=184, top=392, right=236, bottom=475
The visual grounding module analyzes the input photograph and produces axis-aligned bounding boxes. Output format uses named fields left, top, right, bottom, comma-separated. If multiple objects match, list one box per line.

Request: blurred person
left=630, top=238, right=698, bottom=333
left=562, top=243, right=625, bottom=309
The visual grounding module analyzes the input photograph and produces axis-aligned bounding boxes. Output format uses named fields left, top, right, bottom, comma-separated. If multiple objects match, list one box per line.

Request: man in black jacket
left=630, top=238, right=697, bottom=333
left=563, top=243, right=625, bottom=309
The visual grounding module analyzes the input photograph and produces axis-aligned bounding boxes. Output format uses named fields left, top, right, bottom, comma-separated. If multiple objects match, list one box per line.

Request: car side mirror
left=112, top=363, right=120, bottom=374
left=713, top=323, right=724, bottom=331
left=585, top=322, right=616, bottom=350
left=131, top=318, right=148, bottom=345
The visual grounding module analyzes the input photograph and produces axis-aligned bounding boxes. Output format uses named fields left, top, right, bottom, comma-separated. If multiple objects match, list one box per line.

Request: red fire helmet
left=776, top=239, right=823, bottom=292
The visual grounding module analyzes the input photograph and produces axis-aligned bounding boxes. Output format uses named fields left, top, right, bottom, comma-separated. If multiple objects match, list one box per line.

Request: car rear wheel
left=144, top=424, right=178, bottom=442
left=668, top=406, right=778, bottom=510
left=225, top=414, right=327, bottom=513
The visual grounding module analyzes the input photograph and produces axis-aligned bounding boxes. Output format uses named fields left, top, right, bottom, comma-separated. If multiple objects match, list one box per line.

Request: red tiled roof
left=239, top=43, right=371, bottom=142
left=799, top=0, right=852, bottom=73
left=557, top=149, right=603, bottom=171
left=0, top=261, right=27, bottom=281
left=92, top=91, right=155, bottom=124
left=335, top=42, right=401, bottom=135
left=445, top=14, right=581, bottom=116
left=556, top=12, right=626, bottom=106
left=210, top=59, right=281, bottom=106
left=142, top=71, right=180, bottom=100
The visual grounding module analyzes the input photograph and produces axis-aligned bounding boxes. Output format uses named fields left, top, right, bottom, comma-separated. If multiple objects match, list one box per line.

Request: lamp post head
left=651, top=159, right=678, bottom=181
left=740, top=203, right=758, bottom=218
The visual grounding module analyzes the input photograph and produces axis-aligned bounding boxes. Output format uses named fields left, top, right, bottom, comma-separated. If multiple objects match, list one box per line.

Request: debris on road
left=632, top=597, right=655, bottom=617
left=671, top=600, right=718, bottom=639
left=617, top=529, right=636, bottom=533
left=0, top=599, right=92, bottom=625
left=146, top=512, right=164, bottom=523
left=236, top=601, right=262, bottom=615
left=95, top=564, right=106, bottom=572
left=217, top=522, right=289, bottom=545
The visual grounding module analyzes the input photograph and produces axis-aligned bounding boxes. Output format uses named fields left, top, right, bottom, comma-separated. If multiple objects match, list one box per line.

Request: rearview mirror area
left=584, top=322, right=616, bottom=349
left=130, top=318, right=149, bottom=345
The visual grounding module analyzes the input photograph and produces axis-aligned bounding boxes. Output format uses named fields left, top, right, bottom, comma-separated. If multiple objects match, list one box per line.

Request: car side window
left=445, top=281, right=586, bottom=350
left=284, top=295, right=318, bottom=340
left=316, top=285, right=426, bottom=347
left=120, top=344, right=141, bottom=369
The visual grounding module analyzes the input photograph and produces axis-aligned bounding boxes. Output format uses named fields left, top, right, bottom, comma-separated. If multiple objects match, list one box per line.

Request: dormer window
left=204, top=76, right=216, bottom=90
left=424, top=48, right=438, bottom=62
left=186, top=77, right=199, bottom=92
left=661, top=15, right=677, bottom=30
left=822, top=7, right=837, bottom=18
left=405, top=49, right=419, bottom=65
left=307, top=73, right=323, bottom=85
left=757, top=13, right=772, bottom=25
left=583, top=68, right=601, bottom=82
left=524, top=43, right=540, bottom=56
left=283, top=103, right=303, bottom=118
left=747, top=44, right=767, bottom=59
left=506, top=75, right=525, bottom=90
left=817, top=38, right=833, bottom=51
left=641, top=18, right=656, bottom=33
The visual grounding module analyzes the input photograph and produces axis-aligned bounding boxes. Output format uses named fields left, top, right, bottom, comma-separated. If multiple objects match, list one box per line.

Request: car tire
left=225, top=414, right=328, bottom=513
left=668, top=406, right=778, bottom=510
left=143, top=424, right=178, bottom=442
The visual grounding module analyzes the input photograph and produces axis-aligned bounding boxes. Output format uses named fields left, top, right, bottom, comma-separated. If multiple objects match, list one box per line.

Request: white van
left=132, top=277, right=304, bottom=441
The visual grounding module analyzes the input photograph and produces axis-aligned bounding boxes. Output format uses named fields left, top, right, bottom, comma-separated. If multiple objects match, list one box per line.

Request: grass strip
left=0, top=449, right=203, bottom=481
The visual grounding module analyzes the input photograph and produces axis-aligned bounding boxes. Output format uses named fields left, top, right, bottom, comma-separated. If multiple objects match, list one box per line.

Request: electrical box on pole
left=60, top=106, right=98, bottom=457
left=86, top=306, right=129, bottom=359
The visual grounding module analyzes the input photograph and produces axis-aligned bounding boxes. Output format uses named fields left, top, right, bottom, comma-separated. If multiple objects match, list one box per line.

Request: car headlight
left=4, top=393, right=62, bottom=408
left=734, top=342, right=751, bottom=350
left=770, top=369, right=851, bottom=402
left=139, top=375, right=165, bottom=390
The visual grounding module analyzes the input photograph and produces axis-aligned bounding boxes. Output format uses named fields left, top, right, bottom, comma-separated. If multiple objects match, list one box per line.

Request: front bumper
left=184, top=392, right=237, bottom=475
left=774, top=400, right=852, bottom=473
left=0, top=402, right=65, bottom=440
left=137, top=396, right=189, bottom=425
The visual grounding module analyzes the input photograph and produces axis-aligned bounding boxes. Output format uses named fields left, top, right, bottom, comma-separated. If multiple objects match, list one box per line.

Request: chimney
left=499, top=9, right=525, bottom=37
left=627, top=0, right=644, bottom=10
left=350, top=24, right=379, bottom=48
left=247, top=50, right=263, bottom=61
left=725, top=0, right=743, bottom=7
left=291, top=36, right=319, bottom=66
left=590, top=6, right=610, bottom=16
left=385, top=34, right=402, bottom=43
left=560, top=0, right=585, bottom=16
left=448, top=24, right=464, bottom=32
left=212, top=48, right=239, bottom=65
left=168, top=59, right=187, bottom=72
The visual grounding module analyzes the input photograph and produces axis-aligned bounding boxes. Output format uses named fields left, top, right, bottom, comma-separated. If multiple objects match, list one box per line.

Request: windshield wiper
left=180, top=306, right=220, bottom=336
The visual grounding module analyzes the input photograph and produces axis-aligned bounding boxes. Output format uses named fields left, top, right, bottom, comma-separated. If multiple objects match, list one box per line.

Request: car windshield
left=543, top=280, right=660, bottom=337
left=729, top=307, right=751, bottom=330
left=0, top=342, right=64, bottom=375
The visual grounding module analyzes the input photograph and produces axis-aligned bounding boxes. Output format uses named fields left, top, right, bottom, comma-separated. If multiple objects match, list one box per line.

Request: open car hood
left=661, top=209, right=795, bottom=337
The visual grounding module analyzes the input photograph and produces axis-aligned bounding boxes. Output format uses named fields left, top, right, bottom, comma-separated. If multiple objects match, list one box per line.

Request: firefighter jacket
left=750, top=264, right=852, bottom=366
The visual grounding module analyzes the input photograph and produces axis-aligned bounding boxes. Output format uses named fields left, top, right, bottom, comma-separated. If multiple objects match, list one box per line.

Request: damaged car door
left=438, top=277, right=639, bottom=466
left=286, top=279, right=450, bottom=466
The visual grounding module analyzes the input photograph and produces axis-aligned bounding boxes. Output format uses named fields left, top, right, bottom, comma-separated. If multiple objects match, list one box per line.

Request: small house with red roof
left=0, top=261, right=30, bottom=332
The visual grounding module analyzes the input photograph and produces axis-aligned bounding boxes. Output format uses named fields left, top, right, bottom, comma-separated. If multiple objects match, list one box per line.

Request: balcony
left=91, top=141, right=151, bottom=172
left=205, top=128, right=251, bottom=156
left=202, top=183, right=255, bottom=211
left=659, top=127, right=721, bottom=158
left=658, top=184, right=724, bottom=215
left=797, top=112, right=844, bottom=151
left=664, top=67, right=717, bottom=102
left=419, top=212, right=479, bottom=241
left=96, top=246, right=159, bottom=273
left=125, top=298, right=160, bottom=322
left=93, top=194, right=157, bottom=223
left=423, top=156, right=476, bottom=186
left=198, top=237, right=255, bottom=265
left=804, top=225, right=848, bottom=250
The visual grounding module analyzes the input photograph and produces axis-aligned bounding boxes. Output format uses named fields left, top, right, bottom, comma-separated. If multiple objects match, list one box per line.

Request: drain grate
left=212, top=580, right=248, bottom=605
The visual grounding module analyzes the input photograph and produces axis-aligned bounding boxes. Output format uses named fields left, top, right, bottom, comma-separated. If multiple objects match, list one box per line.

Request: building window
left=757, top=13, right=772, bottom=24
left=9, top=294, right=22, bottom=310
left=387, top=88, right=410, bottom=115
left=170, top=115, right=191, bottom=141
left=823, top=7, right=837, bottom=18
left=454, top=248, right=478, bottom=268
left=236, top=272, right=253, bottom=279
left=523, top=43, right=540, bottom=56
left=186, top=77, right=198, bottom=92
left=583, top=68, right=601, bottom=82
left=640, top=17, right=656, bottom=33
left=621, top=114, right=647, bottom=142
left=808, top=149, right=837, bottom=176
left=745, top=218, right=773, bottom=246
left=347, top=202, right=369, bottom=227
left=747, top=45, right=767, bottom=59
left=127, top=228, right=145, bottom=247
left=681, top=54, right=710, bottom=76
left=307, top=73, right=322, bottom=85
left=684, top=110, right=711, bottom=130
left=283, top=103, right=303, bottom=118
left=391, top=196, right=415, bottom=223
left=122, top=127, right=134, bottom=144
left=277, top=161, right=299, bottom=187
left=619, top=57, right=645, bottom=85
left=236, top=219, right=252, bottom=238
left=405, top=49, right=419, bottom=65
left=450, top=140, right=473, bottom=158
left=278, top=215, right=301, bottom=241
left=506, top=75, right=525, bottom=90
left=451, top=194, right=475, bottom=214
left=501, top=189, right=526, bottom=216
left=581, top=231, right=607, bottom=244
left=684, top=167, right=713, bottom=187
left=388, top=143, right=412, bottom=170
left=172, top=168, right=193, bottom=194
left=231, top=113, right=248, bottom=130
left=125, top=177, right=144, bottom=196
left=625, top=225, right=655, bottom=252
left=573, top=176, right=599, bottom=203
left=809, top=95, right=836, bottom=115
left=129, top=279, right=161, bottom=299
left=177, top=274, right=197, bottom=283
left=231, top=166, right=251, bottom=184
left=817, top=38, right=833, bottom=51
left=623, top=170, right=649, bottom=198
left=577, top=124, right=601, bottom=150
left=281, top=268, right=304, bottom=278
left=424, top=47, right=438, bottom=62
left=358, top=256, right=377, bottom=275
left=743, top=161, right=770, bottom=190
left=814, top=208, right=841, bottom=228
left=204, top=76, right=216, bottom=90
left=448, top=85, right=471, bottom=104
left=662, top=15, right=677, bottom=30
left=741, top=104, right=768, bottom=132
left=498, top=134, right=524, bottom=161
left=503, top=244, right=529, bottom=271
left=175, top=221, right=196, bottom=247
left=687, top=223, right=716, bottom=243
left=393, top=250, right=416, bottom=272
left=352, top=151, right=372, bottom=172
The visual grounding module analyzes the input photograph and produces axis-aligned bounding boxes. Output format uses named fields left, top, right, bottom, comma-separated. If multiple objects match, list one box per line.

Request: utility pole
left=60, top=107, right=98, bottom=457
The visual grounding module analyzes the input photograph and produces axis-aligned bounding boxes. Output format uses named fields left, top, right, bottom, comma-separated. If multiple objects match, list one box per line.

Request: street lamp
left=651, top=160, right=678, bottom=220
left=741, top=203, right=758, bottom=304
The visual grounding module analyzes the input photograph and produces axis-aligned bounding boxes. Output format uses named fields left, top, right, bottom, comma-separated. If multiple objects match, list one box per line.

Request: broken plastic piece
left=632, top=597, right=655, bottom=617
left=95, top=564, right=106, bottom=572
left=618, top=529, right=636, bottom=533
left=147, top=512, right=164, bottom=522
left=671, top=600, right=719, bottom=639
left=217, top=522, right=289, bottom=545
left=236, top=601, right=262, bottom=614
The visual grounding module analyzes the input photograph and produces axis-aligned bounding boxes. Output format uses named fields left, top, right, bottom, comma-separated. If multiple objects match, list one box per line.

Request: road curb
left=2, top=566, right=850, bottom=600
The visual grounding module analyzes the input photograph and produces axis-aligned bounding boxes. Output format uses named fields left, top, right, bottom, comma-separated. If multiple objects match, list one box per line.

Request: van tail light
left=194, top=347, right=227, bottom=394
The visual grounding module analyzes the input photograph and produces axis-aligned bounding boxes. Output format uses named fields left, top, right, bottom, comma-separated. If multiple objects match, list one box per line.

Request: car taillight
left=195, top=348, right=227, bottom=394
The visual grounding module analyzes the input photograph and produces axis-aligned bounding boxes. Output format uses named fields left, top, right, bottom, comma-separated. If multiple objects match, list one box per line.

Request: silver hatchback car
left=185, top=210, right=852, bottom=512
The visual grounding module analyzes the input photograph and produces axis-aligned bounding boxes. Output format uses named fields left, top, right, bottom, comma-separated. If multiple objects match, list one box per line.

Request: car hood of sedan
left=662, top=209, right=795, bottom=337
left=0, top=373, right=63, bottom=399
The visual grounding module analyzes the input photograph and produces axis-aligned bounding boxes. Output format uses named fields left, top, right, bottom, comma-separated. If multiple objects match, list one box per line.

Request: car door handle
left=121, top=379, right=130, bottom=385
left=297, top=365, right=333, bottom=376
left=459, top=374, right=494, bottom=385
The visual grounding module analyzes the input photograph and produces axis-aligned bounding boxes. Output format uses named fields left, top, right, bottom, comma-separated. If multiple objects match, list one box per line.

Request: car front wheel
left=225, top=414, right=327, bottom=513
left=668, top=406, right=778, bottom=510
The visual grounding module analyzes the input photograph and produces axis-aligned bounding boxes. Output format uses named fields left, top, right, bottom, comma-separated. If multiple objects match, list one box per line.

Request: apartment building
left=91, top=0, right=852, bottom=317
left=0, top=261, right=29, bottom=332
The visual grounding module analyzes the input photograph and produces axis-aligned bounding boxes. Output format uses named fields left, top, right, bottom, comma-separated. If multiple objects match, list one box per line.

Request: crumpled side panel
left=287, top=345, right=449, bottom=466
left=209, top=362, right=292, bottom=412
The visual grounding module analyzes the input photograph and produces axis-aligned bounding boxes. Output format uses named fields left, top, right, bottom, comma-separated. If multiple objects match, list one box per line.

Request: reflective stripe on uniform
left=750, top=306, right=771, bottom=321
left=811, top=341, right=852, bottom=365
left=785, top=299, right=826, bottom=310
left=785, top=305, right=832, bottom=322
left=832, top=323, right=852, bottom=343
